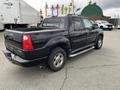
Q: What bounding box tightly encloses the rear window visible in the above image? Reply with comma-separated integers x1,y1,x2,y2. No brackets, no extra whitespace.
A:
42,18,65,29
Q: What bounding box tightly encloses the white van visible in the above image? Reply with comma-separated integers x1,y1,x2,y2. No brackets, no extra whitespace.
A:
0,0,40,29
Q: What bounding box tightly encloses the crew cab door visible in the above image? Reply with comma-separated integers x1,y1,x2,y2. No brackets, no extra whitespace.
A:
69,17,87,51
83,19,98,45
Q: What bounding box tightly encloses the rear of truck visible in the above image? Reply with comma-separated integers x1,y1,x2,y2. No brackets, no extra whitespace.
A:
3,17,69,71
4,29,50,66
4,29,67,67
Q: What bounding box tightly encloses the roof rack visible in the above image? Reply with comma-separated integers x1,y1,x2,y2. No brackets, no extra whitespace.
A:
67,14,84,17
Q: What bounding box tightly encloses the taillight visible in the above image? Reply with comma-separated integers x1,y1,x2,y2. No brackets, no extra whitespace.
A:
22,34,33,50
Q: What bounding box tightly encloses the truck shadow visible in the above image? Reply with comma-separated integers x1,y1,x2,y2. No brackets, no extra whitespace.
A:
11,66,56,81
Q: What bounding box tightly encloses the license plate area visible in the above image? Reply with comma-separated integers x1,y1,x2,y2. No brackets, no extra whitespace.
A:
3,50,15,60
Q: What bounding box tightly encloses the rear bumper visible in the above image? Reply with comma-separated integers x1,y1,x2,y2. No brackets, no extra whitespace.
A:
3,50,47,67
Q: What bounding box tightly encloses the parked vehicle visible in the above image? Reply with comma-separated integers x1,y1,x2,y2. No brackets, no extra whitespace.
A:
95,20,113,30
117,19,120,29
0,0,40,30
117,25,120,29
4,15,104,72
109,18,120,29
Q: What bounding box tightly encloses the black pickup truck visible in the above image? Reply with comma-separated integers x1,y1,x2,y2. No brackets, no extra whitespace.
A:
4,15,104,71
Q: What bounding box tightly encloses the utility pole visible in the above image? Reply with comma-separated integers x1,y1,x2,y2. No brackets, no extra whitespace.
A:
56,4,60,16
45,2,48,17
71,0,75,14
51,5,54,16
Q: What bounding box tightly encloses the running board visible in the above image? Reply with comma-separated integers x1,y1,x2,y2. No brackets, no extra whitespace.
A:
69,47,94,58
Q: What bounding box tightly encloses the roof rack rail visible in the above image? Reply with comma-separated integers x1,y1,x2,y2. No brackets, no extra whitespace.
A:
68,14,77,16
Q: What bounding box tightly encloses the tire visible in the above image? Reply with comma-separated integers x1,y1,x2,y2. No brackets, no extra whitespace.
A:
48,48,67,72
109,28,113,31
100,26,103,30
94,36,103,49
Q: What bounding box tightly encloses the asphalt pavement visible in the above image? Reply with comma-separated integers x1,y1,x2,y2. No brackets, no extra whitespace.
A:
0,30,120,90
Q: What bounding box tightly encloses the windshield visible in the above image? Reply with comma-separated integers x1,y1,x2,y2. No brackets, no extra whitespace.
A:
42,18,65,29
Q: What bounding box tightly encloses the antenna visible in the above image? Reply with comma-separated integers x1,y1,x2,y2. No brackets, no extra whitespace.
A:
71,0,75,14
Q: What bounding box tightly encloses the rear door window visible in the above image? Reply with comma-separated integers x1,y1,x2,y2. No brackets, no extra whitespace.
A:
42,18,65,29
70,17,84,31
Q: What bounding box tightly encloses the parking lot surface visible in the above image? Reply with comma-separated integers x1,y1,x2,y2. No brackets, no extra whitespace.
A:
0,30,120,90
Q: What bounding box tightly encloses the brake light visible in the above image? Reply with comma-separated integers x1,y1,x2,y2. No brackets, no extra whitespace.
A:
22,34,33,50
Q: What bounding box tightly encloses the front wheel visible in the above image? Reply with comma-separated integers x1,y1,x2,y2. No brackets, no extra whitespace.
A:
108,28,113,31
94,36,103,49
48,48,67,72
100,26,103,30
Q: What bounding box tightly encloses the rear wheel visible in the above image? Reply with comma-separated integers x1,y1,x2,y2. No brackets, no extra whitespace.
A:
48,48,67,72
100,26,103,30
94,36,103,49
108,28,113,31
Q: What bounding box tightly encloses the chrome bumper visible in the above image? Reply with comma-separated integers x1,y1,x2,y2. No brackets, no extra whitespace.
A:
3,50,31,63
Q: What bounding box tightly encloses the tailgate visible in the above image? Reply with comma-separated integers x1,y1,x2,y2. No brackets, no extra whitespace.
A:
4,30,23,57
4,29,49,60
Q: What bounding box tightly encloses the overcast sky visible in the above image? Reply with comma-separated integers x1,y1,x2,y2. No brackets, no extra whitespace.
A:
24,0,120,18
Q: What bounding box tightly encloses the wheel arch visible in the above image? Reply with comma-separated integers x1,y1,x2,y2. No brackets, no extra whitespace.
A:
49,42,71,58
99,33,104,39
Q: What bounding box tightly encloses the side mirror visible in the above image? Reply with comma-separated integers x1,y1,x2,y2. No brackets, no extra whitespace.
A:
92,24,98,29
